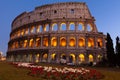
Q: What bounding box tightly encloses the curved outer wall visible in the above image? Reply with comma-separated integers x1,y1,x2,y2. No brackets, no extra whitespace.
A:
7,2,106,64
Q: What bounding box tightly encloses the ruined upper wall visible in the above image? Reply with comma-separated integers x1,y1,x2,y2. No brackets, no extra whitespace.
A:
11,2,93,31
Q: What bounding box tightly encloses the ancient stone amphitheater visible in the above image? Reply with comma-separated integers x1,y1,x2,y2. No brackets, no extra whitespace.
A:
7,2,106,65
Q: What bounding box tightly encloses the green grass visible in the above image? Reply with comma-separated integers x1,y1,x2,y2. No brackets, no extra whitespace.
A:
0,61,120,80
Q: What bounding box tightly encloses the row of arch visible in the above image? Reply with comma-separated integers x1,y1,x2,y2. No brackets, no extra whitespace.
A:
8,53,102,64
11,22,94,39
9,37,103,50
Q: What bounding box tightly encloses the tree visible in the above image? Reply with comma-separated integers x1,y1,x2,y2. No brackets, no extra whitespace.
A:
106,33,116,66
115,36,120,66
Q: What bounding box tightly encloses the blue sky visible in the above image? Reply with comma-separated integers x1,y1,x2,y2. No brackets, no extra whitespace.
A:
0,0,120,55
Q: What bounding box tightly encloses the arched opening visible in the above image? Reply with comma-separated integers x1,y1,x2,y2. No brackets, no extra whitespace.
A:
60,23,66,31
60,37,66,47
44,24,49,32
52,23,58,31
51,37,57,47
15,41,19,48
35,54,40,63
69,23,75,30
19,41,23,48
29,39,34,47
43,37,48,47
25,28,29,35
60,53,67,64
87,24,92,32
29,54,32,62
36,25,40,33
89,54,93,62
42,53,48,62
69,37,76,47
88,38,94,47
69,54,75,63
23,40,28,48
78,38,85,47
30,26,35,33
97,54,102,62
60,54,66,59
78,23,84,31
23,54,27,62
97,38,103,48
17,31,21,37
79,54,85,63
40,25,43,32
21,29,24,36
51,53,56,61
35,38,40,47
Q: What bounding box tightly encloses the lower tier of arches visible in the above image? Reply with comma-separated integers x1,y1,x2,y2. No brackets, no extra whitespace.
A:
7,49,106,65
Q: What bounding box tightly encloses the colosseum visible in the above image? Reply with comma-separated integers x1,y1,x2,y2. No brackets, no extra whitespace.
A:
7,2,106,65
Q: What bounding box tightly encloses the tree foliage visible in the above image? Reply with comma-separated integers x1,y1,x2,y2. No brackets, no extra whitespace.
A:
115,36,120,66
106,33,116,66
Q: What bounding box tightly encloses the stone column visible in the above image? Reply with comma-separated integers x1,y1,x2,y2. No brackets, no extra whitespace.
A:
75,22,78,32
58,22,61,32
47,53,51,63
84,23,87,32
94,37,97,48
76,54,79,65
66,22,69,31
66,36,69,48
85,37,88,48
41,36,42,47
57,36,59,48
76,36,78,48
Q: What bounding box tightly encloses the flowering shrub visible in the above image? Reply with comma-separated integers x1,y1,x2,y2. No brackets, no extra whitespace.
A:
11,62,104,80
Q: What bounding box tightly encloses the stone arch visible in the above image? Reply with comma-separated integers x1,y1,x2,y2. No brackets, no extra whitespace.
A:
43,37,48,47
69,22,75,30
42,53,48,62
88,38,94,47
23,40,28,48
97,38,103,48
21,29,24,36
30,26,35,33
60,37,66,47
87,24,93,32
29,39,34,47
89,54,94,62
97,54,102,62
78,23,84,31
25,28,29,35
79,54,85,63
35,53,40,63
69,53,76,63
44,24,49,32
36,25,42,33
52,23,58,31
35,38,40,47
69,37,76,47
17,30,21,37
29,54,32,62
51,37,57,47
78,37,85,47
51,53,57,61
15,41,19,48
60,23,66,31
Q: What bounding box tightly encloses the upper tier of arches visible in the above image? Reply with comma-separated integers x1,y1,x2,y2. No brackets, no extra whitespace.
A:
10,22,97,40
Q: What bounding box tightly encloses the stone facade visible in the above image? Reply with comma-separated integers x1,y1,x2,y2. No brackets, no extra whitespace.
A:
7,2,106,64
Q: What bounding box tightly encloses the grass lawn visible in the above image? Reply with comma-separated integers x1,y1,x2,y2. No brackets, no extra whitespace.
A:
0,61,120,80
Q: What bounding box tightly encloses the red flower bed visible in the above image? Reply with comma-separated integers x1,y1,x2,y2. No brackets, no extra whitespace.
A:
11,62,104,80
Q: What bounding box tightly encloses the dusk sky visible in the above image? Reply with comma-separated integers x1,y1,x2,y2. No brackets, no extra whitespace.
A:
0,0,120,55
